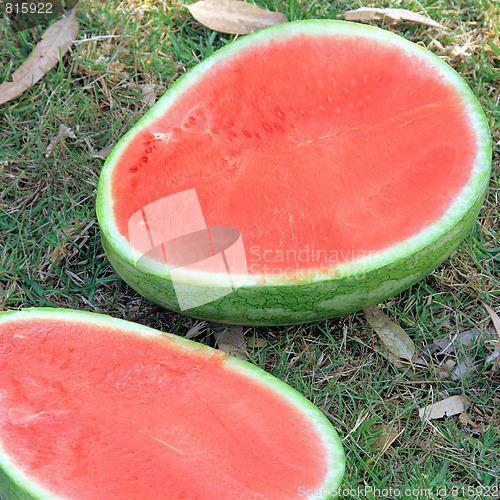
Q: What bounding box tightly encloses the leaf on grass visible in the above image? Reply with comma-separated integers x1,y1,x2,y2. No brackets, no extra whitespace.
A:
373,423,402,452
450,357,477,381
0,12,79,106
364,306,415,361
92,144,115,160
419,395,465,420
213,325,248,360
45,124,76,157
185,0,287,35
459,412,479,429
424,328,489,357
344,7,444,30
247,337,267,348
138,83,156,107
483,302,500,372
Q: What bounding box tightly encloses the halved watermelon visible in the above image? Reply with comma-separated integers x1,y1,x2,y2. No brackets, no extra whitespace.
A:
0,308,344,499
96,20,491,325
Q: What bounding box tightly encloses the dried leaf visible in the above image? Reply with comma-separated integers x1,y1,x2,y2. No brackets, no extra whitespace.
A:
483,303,500,338
483,303,500,372
459,412,479,428
247,337,267,348
344,7,444,30
451,357,477,381
45,124,76,157
364,306,415,361
424,328,489,356
92,145,115,160
419,395,466,420
213,325,248,360
0,12,79,106
373,423,402,452
185,0,287,35
139,83,156,107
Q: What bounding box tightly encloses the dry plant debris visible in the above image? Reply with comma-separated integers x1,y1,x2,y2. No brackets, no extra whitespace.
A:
364,306,415,361
212,324,248,359
419,395,466,420
0,10,79,105
344,7,444,30
185,0,287,35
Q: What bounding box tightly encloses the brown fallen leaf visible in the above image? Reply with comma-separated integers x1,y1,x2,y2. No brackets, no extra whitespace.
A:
419,395,466,420
45,124,76,157
372,423,402,453
92,144,115,160
247,337,267,349
483,302,500,372
139,83,156,107
344,7,444,30
364,306,415,361
185,0,287,35
459,412,479,429
213,325,248,360
0,11,79,106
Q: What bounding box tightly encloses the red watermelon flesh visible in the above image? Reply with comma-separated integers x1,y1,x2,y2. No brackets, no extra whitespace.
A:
0,311,343,499
111,35,476,273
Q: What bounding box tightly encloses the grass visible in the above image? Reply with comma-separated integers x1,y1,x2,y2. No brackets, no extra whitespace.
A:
0,0,499,498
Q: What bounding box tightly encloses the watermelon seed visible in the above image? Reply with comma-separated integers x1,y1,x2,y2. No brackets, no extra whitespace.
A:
262,122,274,134
145,147,152,154
141,156,148,163
129,165,139,173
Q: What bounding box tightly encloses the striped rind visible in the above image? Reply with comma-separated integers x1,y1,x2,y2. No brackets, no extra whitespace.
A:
96,20,491,325
0,308,345,500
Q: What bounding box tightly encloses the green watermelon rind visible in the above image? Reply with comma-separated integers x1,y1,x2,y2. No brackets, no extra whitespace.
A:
96,20,491,325
0,308,345,500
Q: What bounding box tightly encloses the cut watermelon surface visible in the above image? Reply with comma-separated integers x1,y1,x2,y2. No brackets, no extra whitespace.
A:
0,309,345,500
97,20,491,325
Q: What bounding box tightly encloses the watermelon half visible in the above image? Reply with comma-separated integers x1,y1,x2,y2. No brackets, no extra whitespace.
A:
96,20,491,326
0,308,344,499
